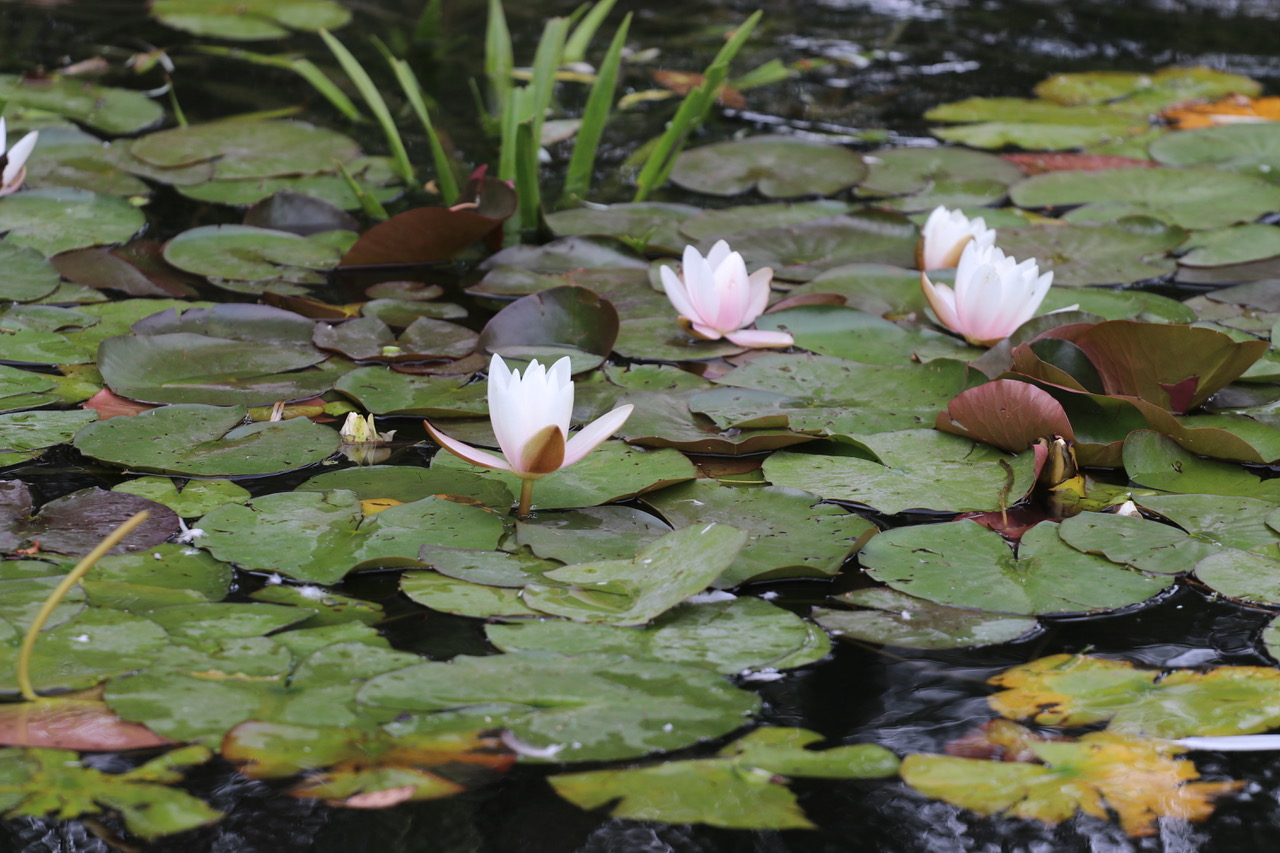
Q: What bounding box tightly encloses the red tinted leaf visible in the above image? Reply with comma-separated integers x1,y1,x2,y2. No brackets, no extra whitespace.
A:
0,688,172,751
935,380,1075,452
1002,153,1157,175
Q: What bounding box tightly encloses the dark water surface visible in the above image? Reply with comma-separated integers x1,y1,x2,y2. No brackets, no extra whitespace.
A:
5,0,1280,850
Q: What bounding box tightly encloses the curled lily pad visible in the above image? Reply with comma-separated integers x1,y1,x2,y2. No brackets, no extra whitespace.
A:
340,194,514,268
670,136,868,198
478,285,619,370
935,380,1074,452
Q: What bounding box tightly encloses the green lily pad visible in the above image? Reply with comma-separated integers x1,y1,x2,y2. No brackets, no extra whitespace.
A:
74,404,340,477
860,521,1171,615
334,366,489,416
111,477,251,518
1149,123,1280,182
478,285,619,369
0,609,170,695
640,481,875,586
926,98,1144,150
546,202,700,254
756,305,979,364
992,220,1185,285
814,588,1039,649
198,489,504,583
0,746,219,841
1177,224,1280,268
516,506,673,564
0,189,146,256
858,146,1023,210
1125,431,1280,500
85,544,234,603
520,523,747,625
314,316,477,363
400,572,543,619
1034,67,1261,111
163,225,341,283
1010,167,1280,229
670,136,868,198
151,0,352,39
711,354,982,437
989,653,1280,738
0,365,59,412
725,210,918,282
0,74,164,135
133,120,359,180
0,409,98,468
299,465,514,511
0,243,60,302
1193,546,1280,605
678,201,855,242
432,440,695,511
762,430,1036,514
549,727,897,829
358,651,760,762
489,596,830,675
1057,512,1218,574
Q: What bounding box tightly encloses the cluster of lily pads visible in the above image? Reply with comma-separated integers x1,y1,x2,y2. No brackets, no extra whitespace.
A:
4,0,1280,838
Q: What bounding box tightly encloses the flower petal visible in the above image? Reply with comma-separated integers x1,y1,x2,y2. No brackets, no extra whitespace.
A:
424,419,512,472
562,404,634,467
725,328,794,348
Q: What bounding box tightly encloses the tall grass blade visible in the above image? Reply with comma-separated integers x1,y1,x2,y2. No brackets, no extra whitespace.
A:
196,46,362,121
413,0,444,43
526,15,570,149
632,10,762,201
564,0,618,64
562,12,631,201
374,37,461,205
319,28,416,186
485,0,514,114
336,160,390,220
515,121,543,234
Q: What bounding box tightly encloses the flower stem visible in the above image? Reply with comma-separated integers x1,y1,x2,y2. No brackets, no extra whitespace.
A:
17,511,149,701
517,479,535,519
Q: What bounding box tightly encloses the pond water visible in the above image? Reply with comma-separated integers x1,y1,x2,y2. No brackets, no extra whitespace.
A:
5,0,1280,851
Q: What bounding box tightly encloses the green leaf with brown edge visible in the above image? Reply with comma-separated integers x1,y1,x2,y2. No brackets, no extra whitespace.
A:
224,721,513,807
989,653,1280,738
0,746,220,840
901,731,1240,838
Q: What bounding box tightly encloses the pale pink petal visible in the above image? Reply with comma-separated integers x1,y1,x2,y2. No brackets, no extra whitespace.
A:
562,404,634,467
725,328,794,348
424,420,512,471
741,268,773,324
921,274,961,331
660,264,699,322
689,320,724,340
711,251,752,332
705,240,733,268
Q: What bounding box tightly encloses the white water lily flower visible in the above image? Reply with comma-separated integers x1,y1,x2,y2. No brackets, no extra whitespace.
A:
424,354,634,516
660,240,793,349
0,118,38,198
917,205,997,271
921,241,1054,347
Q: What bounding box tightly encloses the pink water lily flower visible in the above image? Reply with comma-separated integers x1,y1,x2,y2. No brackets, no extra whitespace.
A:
424,354,634,517
660,241,793,349
0,118,38,198
917,205,997,271
921,241,1054,347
